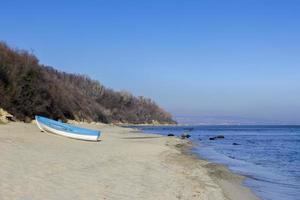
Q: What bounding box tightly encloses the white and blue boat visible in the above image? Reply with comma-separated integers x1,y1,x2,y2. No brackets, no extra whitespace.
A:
35,116,101,141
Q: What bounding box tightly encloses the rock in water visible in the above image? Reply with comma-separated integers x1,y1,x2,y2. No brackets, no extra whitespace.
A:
181,133,191,139
209,135,225,140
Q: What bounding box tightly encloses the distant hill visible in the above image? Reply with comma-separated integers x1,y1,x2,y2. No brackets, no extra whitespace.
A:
0,42,176,124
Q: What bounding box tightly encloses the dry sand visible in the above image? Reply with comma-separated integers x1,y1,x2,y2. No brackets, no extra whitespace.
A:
0,122,259,200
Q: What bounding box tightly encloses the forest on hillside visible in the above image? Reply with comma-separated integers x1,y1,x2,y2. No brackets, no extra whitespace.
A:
0,42,176,124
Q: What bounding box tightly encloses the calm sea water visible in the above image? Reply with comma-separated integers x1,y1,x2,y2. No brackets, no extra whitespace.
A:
131,125,300,200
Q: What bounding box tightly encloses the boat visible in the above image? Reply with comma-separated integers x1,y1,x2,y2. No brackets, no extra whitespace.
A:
35,116,101,141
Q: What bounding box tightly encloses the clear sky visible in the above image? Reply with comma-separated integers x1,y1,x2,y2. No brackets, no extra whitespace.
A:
1,0,300,124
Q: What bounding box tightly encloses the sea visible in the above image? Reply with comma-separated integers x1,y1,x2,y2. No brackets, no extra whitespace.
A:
130,125,300,200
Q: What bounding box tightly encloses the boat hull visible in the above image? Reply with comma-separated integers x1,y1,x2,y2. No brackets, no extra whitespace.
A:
35,116,100,141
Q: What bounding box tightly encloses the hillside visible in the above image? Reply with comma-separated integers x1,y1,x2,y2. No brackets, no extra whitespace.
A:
0,42,176,124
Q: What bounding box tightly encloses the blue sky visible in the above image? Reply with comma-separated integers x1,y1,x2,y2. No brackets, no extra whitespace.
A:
1,0,300,124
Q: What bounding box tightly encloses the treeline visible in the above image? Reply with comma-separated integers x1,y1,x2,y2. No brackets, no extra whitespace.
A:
0,42,176,124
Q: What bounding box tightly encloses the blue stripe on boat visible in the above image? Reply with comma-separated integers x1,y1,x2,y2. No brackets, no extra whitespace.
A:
36,116,100,137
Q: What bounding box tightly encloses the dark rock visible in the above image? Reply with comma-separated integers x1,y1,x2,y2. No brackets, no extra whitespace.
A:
181,133,191,139
6,115,16,122
24,116,31,123
198,138,202,141
209,135,225,140
167,133,175,136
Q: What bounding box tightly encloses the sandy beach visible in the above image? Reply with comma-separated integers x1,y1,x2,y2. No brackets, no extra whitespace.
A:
0,122,259,200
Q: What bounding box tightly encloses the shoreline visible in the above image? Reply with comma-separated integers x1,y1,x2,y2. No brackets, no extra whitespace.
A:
168,136,259,200
0,122,259,200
